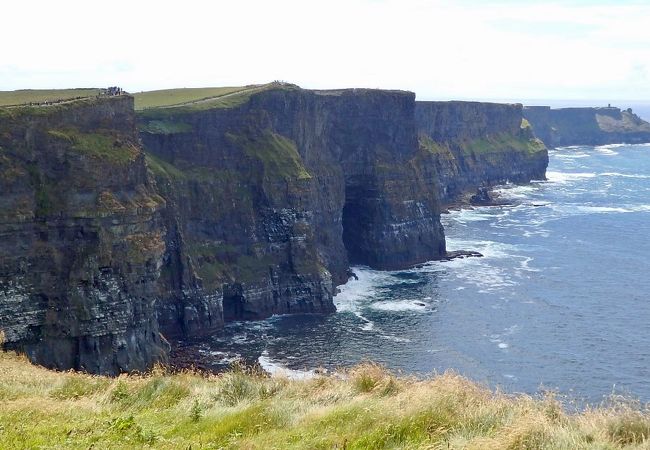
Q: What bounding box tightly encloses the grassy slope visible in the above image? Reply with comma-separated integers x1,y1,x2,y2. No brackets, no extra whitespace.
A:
132,87,247,110
0,89,101,106
461,133,546,156
0,352,648,449
135,83,301,119
134,83,294,114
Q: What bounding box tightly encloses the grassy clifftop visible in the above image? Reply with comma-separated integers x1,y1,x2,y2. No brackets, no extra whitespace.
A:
134,82,298,115
0,89,101,107
0,352,648,449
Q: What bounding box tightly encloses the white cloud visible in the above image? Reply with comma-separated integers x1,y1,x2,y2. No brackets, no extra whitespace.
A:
1,0,649,100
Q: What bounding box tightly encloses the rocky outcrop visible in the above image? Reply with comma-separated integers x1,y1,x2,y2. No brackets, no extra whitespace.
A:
139,85,446,339
416,101,549,205
523,106,650,147
0,97,169,374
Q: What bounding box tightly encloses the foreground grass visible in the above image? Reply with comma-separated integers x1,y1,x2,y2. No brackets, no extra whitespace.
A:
0,352,649,449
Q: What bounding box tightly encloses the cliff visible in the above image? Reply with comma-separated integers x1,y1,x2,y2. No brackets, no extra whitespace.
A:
0,86,550,375
523,105,650,147
0,96,169,374
138,85,446,339
416,101,548,205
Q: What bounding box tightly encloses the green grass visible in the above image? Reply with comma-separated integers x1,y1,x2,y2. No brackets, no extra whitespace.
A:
47,128,140,165
135,82,298,116
144,153,187,180
462,132,546,156
133,87,247,110
226,131,312,181
0,89,101,106
419,134,452,154
1,352,649,449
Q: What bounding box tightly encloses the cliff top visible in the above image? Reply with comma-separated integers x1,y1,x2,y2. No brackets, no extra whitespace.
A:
313,87,414,97
524,105,650,134
0,88,102,107
134,82,417,117
418,100,522,108
133,82,300,113
0,95,131,119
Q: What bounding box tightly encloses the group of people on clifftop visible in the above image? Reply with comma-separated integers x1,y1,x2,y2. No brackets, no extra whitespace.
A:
102,86,124,96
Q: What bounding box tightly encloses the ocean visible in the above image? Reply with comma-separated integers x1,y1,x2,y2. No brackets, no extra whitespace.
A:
200,143,650,405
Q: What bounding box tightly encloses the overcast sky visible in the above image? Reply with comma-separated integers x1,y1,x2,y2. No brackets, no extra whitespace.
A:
2,0,649,101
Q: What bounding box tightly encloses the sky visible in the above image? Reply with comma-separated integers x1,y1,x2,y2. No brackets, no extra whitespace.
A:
2,0,650,102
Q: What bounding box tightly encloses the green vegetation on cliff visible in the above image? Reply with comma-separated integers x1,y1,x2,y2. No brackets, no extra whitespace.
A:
419,134,450,155
139,120,193,135
226,131,312,181
462,132,546,156
0,352,648,449
47,128,140,165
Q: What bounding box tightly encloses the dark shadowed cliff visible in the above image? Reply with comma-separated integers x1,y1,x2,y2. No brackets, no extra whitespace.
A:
523,106,650,148
138,85,446,340
0,97,169,374
416,101,548,205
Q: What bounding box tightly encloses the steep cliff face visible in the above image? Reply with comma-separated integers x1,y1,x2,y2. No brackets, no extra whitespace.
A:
523,106,650,147
1,86,549,375
0,97,169,374
139,86,445,338
416,101,549,205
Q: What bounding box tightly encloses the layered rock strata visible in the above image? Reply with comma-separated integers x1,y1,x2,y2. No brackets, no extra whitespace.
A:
416,101,548,205
0,97,169,374
139,86,446,339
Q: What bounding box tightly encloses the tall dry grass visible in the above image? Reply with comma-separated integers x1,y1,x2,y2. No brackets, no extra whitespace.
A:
0,352,648,449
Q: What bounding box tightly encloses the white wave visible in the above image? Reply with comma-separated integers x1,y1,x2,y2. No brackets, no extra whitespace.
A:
554,152,591,159
198,349,241,365
370,300,428,312
574,205,630,214
594,145,620,155
358,314,375,331
498,342,509,349
493,184,537,200
449,208,493,224
334,268,385,312
545,171,597,184
379,334,412,343
258,352,315,380
553,145,592,151
518,257,540,273
600,172,650,179
445,237,519,260
230,334,249,344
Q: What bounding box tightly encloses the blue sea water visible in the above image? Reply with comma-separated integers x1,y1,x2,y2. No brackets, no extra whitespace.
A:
204,144,650,405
